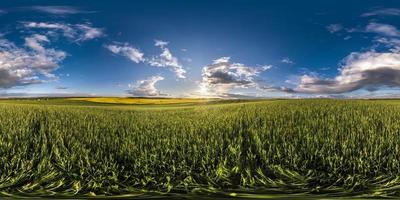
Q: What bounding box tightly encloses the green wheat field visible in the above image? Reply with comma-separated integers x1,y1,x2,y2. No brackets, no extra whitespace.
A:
1,98,400,199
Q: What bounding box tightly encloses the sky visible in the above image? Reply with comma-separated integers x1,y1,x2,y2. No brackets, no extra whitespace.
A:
1,0,400,98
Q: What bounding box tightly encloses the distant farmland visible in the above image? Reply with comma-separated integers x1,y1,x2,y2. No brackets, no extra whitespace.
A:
1,98,400,198
69,97,215,105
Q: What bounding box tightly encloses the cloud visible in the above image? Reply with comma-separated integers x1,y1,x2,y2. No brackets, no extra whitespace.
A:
106,40,186,78
127,75,166,96
23,22,104,41
75,24,103,41
288,19,400,95
214,92,265,99
24,34,50,53
374,37,400,52
362,8,400,17
154,39,169,47
326,23,400,39
105,40,185,78
29,6,93,14
105,43,144,63
23,22,73,36
365,22,400,37
199,57,271,96
148,40,186,78
326,24,343,33
0,35,66,88
260,85,295,93
296,51,400,94
281,57,294,64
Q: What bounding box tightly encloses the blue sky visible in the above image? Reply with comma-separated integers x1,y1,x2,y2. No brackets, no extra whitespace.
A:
1,0,400,98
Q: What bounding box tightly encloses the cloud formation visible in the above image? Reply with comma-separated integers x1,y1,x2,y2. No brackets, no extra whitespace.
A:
105,43,144,63
281,57,294,64
74,24,103,41
106,40,186,79
260,85,295,93
0,35,66,88
296,51,400,94
375,37,400,52
362,8,400,17
148,40,186,78
298,13,400,95
23,22,104,42
199,57,271,96
326,24,343,33
127,75,166,96
365,22,400,37
29,6,92,15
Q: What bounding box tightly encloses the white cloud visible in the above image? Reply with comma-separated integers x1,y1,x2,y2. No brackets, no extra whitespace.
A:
148,40,186,78
362,8,400,17
127,75,166,96
24,22,74,37
328,23,400,39
23,22,104,42
365,22,400,37
213,57,230,64
288,20,400,94
105,43,144,63
344,36,352,40
260,85,295,93
24,34,50,53
281,57,294,64
326,24,343,33
375,37,400,52
75,24,103,41
0,35,66,88
154,39,169,47
296,51,400,93
30,6,92,14
199,57,270,96
107,40,186,78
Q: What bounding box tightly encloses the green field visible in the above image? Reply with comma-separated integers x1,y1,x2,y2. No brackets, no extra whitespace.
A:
1,98,400,199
